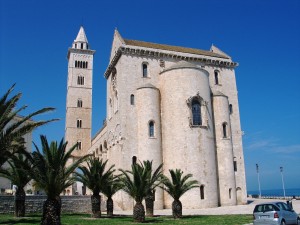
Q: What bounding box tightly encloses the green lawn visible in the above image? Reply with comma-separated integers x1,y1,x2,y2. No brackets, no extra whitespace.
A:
0,214,253,225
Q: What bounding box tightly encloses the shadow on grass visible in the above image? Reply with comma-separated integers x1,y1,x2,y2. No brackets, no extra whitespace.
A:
0,218,39,225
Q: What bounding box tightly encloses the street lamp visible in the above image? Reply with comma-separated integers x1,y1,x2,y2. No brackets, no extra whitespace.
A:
280,166,286,199
256,164,262,198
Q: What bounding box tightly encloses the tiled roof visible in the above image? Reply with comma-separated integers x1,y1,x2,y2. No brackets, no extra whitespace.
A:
124,39,229,59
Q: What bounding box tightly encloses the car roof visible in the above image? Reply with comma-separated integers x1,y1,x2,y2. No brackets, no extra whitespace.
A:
256,202,286,205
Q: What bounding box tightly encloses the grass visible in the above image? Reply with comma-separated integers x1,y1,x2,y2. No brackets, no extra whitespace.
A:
0,214,253,225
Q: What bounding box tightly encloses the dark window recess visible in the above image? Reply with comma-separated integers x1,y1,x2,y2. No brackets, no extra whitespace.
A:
192,99,202,125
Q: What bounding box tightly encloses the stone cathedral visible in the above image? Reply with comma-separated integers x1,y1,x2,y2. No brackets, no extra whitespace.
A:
65,26,247,210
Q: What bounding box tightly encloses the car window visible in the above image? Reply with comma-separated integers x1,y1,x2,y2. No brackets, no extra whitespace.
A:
254,204,277,212
282,202,291,211
254,205,264,212
276,203,284,210
264,204,274,212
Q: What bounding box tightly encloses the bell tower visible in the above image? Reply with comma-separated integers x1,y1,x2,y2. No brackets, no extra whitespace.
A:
65,26,95,159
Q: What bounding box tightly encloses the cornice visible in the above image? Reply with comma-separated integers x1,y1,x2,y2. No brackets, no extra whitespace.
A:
104,46,238,79
67,48,96,59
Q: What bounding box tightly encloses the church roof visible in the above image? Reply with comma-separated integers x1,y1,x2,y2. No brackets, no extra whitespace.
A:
75,26,88,43
123,39,229,59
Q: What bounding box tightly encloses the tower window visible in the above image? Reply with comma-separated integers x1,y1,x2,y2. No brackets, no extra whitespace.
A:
75,44,77,49
130,94,135,105
77,119,82,128
142,63,148,77
233,161,237,172
200,185,205,199
77,141,82,150
229,104,233,114
100,145,103,152
75,61,78,68
229,188,232,199
81,43,83,49
86,62,88,69
77,99,82,107
222,122,228,138
132,156,137,165
214,70,219,85
192,99,202,125
87,44,89,49
149,121,155,137
77,76,84,85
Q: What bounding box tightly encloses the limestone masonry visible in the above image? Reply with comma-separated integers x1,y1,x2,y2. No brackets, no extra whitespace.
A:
65,26,247,210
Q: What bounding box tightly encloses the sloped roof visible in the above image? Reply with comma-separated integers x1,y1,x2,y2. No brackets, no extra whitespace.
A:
75,26,88,43
124,39,229,59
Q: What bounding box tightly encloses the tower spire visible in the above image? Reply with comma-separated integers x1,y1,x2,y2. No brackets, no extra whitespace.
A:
72,26,89,49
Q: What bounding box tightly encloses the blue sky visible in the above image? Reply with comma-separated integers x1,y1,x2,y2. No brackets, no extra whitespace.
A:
1,0,299,192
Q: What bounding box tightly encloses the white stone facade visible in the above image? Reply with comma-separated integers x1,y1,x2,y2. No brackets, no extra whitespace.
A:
65,27,247,209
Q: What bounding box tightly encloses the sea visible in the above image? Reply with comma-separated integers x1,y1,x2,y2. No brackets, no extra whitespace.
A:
248,188,300,197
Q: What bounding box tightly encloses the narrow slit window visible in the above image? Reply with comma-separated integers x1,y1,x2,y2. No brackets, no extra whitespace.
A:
81,43,83,49
229,104,233,114
132,156,137,165
215,71,219,85
77,119,82,128
77,141,82,150
200,186,205,199
142,64,148,77
86,62,88,69
222,123,227,138
233,161,237,172
149,121,154,137
229,188,232,199
130,94,135,105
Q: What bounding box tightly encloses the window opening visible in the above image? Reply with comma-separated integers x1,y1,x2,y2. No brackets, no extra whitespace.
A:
77,119,82,128
229,188,232,199
222,123,227,138
81,43,83,49
200,186,205,199
130,94,135,105
142,64,148,77
77,141,82,150
192,99,202,125
77,99,82,107
215,71,219,85
234,161,237,172
132,156,137,165
229,104,233,114
149,121,154,137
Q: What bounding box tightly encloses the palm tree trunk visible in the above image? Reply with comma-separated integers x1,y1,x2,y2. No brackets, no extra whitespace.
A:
41,196,61,225
106,197,113,217
91,194,101,218
14,187,25,217
133,201,145,222
145,193,154,217
172,199,182,219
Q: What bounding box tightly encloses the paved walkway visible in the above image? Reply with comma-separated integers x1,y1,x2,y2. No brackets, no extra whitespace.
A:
114,198,300,216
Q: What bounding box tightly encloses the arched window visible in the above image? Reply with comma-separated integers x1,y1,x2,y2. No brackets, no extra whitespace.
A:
149,121,154,137
75,61,78,68
229,104,233,114
222,122,228,138
214,70,219,85
142,63,148,77
132,156,137,165
130,94,135,105
81,43,83,49
80,61,83,68
86,62,88,69
192,99,202,125
100,145,103,152
104,141,108,150
200,185,205,200
76,141,82,150
77,99,82,107
77,119,82,128
229,188,232,199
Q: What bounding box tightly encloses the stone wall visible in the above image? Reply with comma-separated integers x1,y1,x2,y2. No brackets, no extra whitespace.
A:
0,195,105,214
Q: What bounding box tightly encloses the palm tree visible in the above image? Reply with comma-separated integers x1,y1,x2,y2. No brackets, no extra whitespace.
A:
0,152,32,217
75,157,115,218
119,161,163,223
161,169,199,219
30,135,88,225
101,174,122,217
0,84,57,168
143,161,163,217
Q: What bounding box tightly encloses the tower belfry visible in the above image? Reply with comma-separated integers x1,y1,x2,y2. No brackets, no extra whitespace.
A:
65,26,95,160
